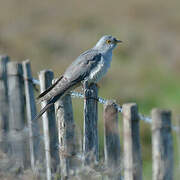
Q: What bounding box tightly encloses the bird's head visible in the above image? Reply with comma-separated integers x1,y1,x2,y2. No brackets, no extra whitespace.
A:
94,35,122,53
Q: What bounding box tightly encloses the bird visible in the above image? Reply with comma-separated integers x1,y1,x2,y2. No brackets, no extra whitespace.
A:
34,35,122,120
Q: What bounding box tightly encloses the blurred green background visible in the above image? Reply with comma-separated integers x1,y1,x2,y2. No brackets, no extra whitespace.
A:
0,0,180,179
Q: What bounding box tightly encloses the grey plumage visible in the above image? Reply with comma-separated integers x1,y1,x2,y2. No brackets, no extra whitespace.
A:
35,35,122,120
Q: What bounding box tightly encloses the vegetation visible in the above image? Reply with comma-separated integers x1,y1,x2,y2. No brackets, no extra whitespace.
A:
0,0,179,179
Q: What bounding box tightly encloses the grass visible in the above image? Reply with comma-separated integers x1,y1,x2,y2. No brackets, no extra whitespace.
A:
0,0,180,179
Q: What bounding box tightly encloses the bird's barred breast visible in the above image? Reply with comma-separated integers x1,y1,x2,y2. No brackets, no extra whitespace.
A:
88,55,112,83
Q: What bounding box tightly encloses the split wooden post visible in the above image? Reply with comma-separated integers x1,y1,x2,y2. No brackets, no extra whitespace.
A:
22,60,41,171
54,90,75,180
151,109,173,180
104,100,121,179
39,70,59,180
7,61,27,168
0,55,9,152
83,82,99,164
122,103,142,180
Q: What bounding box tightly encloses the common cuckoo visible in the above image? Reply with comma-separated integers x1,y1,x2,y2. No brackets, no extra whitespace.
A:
35,35,122,120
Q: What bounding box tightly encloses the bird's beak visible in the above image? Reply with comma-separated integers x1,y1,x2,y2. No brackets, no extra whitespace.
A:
114,39,122,44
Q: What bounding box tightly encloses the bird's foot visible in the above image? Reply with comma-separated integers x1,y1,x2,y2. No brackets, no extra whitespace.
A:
82,81,100,89
94,83,100,88
89,82,100,88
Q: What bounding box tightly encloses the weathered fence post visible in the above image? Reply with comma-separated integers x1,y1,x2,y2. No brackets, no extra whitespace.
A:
54,90,75,179
104,100,121,179
0,55,9,152
83,82,98,164
151,109,173,180
39,70,59,180
122,103,142,180
22,60,41,171
7,61,27,168
177,117,180,170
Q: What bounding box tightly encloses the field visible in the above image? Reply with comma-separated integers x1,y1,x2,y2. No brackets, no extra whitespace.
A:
0,0,180,179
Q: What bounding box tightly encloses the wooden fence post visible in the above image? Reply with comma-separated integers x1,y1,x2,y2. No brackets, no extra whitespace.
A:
152,109,173,180
122,103,142,180
22,60,42,171
39,70,59,180
55,91,75,179
7,61,27,168
177,117,180,170
104,100,121,179
0,55,9,152
83,82,98,164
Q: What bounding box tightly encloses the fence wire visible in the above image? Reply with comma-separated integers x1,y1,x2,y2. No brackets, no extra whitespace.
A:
32,78,179,132
2,77,177,155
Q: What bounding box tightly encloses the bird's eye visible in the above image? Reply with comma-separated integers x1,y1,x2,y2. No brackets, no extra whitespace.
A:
106,40,111,44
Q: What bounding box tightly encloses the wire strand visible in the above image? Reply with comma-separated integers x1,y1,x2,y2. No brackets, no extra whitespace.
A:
32,78,179,132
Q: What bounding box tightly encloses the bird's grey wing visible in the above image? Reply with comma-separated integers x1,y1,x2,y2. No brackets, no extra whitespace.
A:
36,76,63,100
37,49,102,103
34,50,102,120
64,49,101,82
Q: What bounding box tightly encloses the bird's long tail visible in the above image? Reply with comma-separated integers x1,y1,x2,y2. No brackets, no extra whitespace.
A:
34,94,61,121
34,76,79,120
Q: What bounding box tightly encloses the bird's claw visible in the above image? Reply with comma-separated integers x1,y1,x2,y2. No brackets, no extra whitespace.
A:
94,83,100,88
